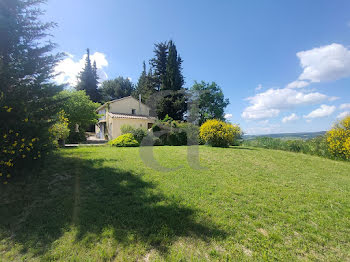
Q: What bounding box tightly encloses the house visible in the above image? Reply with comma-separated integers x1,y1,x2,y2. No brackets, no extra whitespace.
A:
95,96,156,140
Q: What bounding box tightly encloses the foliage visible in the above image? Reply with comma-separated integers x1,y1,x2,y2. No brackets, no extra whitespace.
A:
243,136,332,159
56,90,100,143
76,49,101,102
0,0,63,183
133,61,157,104
120,124,148,143
327,115,350,160
100,77,134,102
49,110,70,146
108,133,139,147
150,42,168,91
151,116,200,146
200,119,242,147
189,81,230,125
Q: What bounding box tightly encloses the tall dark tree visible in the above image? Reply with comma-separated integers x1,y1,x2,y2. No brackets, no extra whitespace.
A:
157,40,187,120
189,81,229,125
150,42,168,91
133,61,156,103
100,77,134,102
0,0,63,181
76,49,101,102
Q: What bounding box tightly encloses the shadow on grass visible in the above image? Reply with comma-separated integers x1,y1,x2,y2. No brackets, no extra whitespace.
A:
0,152,226,258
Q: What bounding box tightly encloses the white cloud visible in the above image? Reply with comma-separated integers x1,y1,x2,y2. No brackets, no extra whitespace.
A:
328,96,340,102
241,88,328,120
337,111,350,119
296,43,350,83
340,103,350,110
282,113,299,123
255,84,263,91
224,113,233,119
54,51,109,86
303,104,336,119
286,80,310,89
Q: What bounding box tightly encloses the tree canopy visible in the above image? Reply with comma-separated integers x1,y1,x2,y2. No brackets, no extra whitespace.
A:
100,76,134,102
189,81,229,125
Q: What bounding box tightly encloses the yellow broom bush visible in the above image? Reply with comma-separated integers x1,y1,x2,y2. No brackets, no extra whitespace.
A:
327,115,350,160
200,119,242,147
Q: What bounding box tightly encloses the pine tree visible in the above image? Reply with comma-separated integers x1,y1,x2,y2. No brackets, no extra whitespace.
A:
157,40,187,120
150,42,168,91
0,0,63,180
133,61,156,103
76,49,101,102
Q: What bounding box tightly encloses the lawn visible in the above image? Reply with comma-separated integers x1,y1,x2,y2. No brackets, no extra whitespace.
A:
1,146,350,261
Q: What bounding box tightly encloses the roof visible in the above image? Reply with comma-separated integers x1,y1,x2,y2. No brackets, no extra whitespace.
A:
96,96,150,112
107,112,156,120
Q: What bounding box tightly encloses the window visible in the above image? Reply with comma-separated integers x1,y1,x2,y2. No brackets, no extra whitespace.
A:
131,109,136,115
148,123,153,129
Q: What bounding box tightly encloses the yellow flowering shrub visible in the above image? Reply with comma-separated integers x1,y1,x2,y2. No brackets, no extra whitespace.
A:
199,119,242,147
0,105,45,184
326,115,350,160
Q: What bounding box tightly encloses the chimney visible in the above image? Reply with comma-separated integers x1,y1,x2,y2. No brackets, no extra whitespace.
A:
139,94,141,114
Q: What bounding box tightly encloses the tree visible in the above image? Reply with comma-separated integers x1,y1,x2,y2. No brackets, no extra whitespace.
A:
133,61,156,103
156,40,187,120
56,90,100,143
189,81,229,125
100,77,134,102
0,0,63,182
76,49,101,102
150,42,168,91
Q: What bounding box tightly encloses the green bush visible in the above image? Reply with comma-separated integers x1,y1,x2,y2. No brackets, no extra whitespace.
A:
108,133,139,147
151,117,200,146
120,124,148,143
243,136,334,159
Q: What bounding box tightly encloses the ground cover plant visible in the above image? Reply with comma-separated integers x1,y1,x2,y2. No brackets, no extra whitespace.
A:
1,146,350,261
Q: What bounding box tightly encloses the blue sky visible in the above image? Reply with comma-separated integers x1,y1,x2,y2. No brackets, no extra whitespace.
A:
44,0,350,134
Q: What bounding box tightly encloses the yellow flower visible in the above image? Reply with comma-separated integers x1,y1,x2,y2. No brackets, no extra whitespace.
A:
16,133,19,137
9,130,13,133
6,174,10,178
24,118,28,122
29,142,33,147
3,181,8,185
22,155,26,158
26,147,30,151
6,107,12,112
21,138,25,142
3,134,7,139
38,155,41,158
0,173,2,176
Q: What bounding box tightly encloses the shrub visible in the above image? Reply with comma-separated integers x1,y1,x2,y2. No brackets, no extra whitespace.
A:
120,124,148,143
108,133,139,147
243,136,333,159
49,110,70,147
327,115,350,160
200,119,242,147
151,117,200,146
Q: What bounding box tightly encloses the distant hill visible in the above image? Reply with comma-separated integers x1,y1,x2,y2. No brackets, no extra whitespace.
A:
243,131,326,140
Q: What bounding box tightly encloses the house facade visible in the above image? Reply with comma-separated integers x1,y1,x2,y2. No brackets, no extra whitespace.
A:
95,96,156,140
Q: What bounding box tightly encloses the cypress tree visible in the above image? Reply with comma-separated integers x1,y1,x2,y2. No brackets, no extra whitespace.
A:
76,49,101,102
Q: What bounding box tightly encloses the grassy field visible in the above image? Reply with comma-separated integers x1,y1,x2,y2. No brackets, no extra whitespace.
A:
1,146,350,261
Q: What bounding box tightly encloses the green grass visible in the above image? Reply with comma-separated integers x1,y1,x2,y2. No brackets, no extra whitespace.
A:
1,146,350,261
